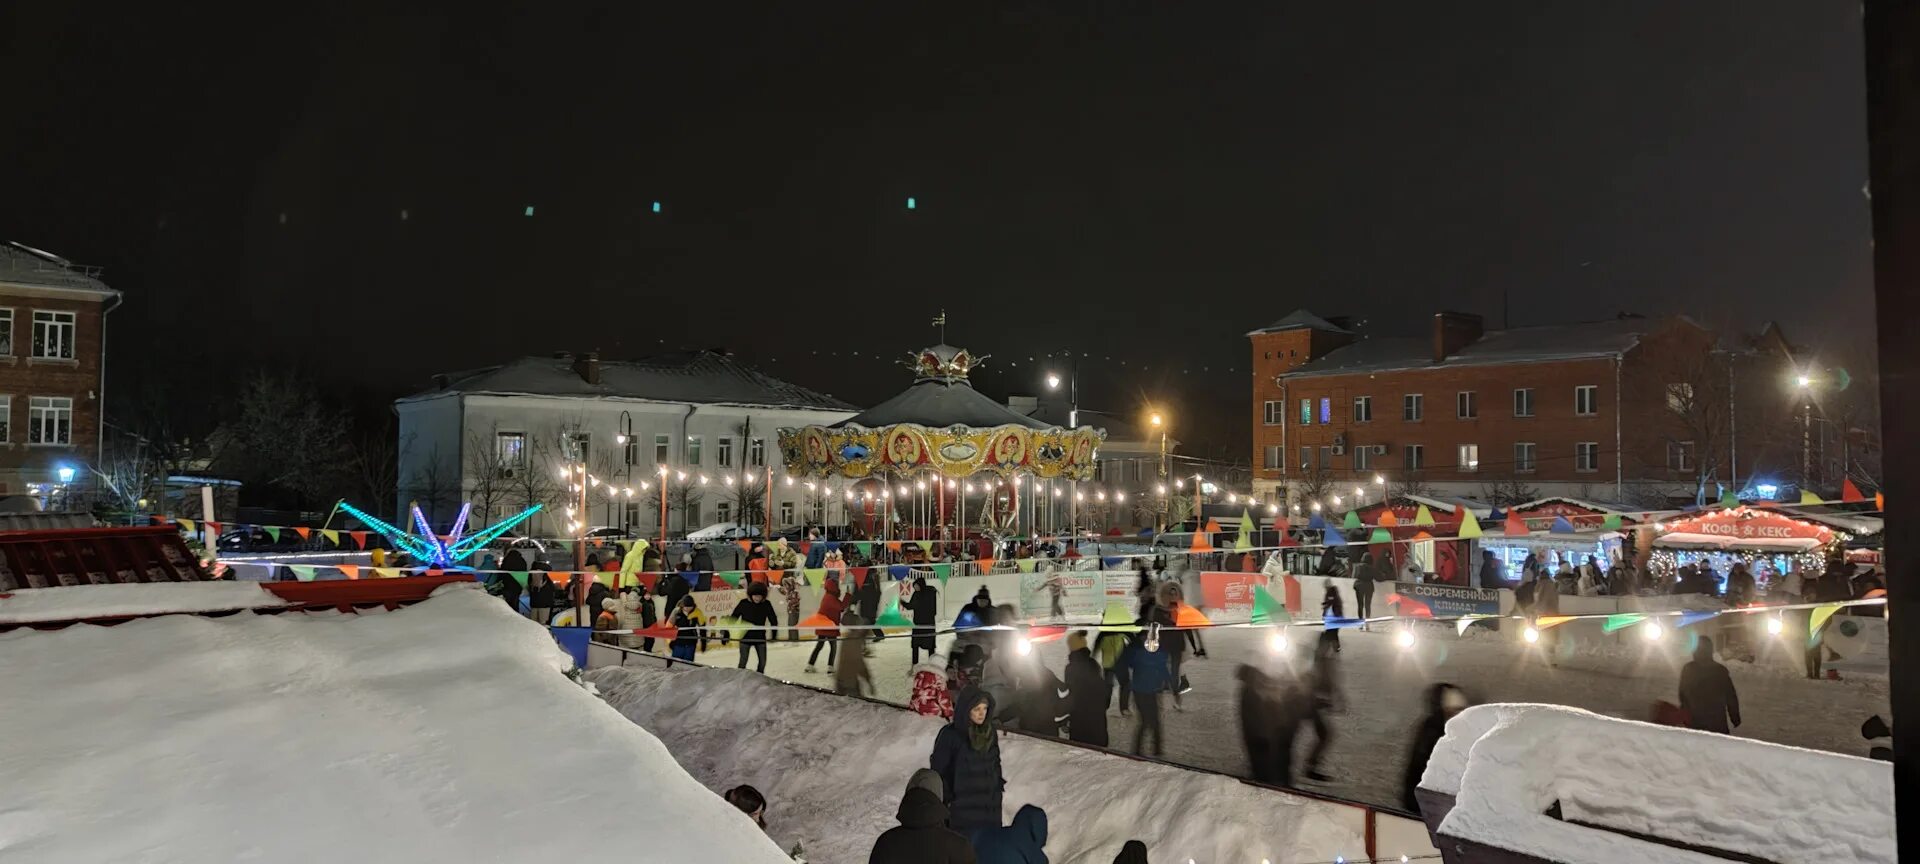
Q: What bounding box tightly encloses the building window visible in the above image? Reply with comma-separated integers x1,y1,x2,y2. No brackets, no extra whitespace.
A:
1353,396,1372,423
1403,394,1423,422
622,501,642,529
1264,445,1283,469
1457,391,1477,419
0,395,9,442
495,432,527,468
1263,401,1282,425
1514,442,1536,473
1318,446,1333,470
686,435,703,465
1575,385,1598,416
1299,446,1312,471
624,437,641,466
715,501,733,524
1457,443,1479,472
1404,444,1424,471
808,499,826,523
1513,388,1535,418
562,432,590,465
1668,441,1694,472
654,433,671,464
779,501,795,525
1575,442,1599,473
0,308,12,355
1319,397,1331,424
31,311,75,360
1299,399,1313,425
1354,447,1372,471
1666,382,1693,414
750,438,766,467
28,396,71,445
717,436,735,467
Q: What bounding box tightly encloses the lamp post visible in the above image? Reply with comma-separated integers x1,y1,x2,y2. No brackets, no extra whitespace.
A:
616,411,633,531
1047,358,1079,428
1150,411,1169,532
1796,373,1815,487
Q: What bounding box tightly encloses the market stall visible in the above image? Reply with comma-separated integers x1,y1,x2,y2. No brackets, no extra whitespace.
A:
1648,505,1845,590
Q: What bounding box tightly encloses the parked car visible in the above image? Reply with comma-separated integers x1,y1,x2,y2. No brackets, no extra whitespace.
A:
687,521,752,542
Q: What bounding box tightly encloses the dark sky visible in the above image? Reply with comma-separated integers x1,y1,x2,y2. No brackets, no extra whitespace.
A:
0,3,1872,455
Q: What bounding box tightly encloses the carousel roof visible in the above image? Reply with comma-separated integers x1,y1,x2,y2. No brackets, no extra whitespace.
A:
831,343,1051,430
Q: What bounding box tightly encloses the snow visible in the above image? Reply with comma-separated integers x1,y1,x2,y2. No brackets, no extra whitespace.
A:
0,580,288,624
588,663,1387,864
0,583,790,864
1432,704,1893,864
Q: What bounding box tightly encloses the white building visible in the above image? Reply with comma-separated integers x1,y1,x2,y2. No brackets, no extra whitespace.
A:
394,351,856,537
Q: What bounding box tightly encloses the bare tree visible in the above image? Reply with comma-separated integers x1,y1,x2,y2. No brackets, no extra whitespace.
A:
1652,351,1736,503
464,427,516,524
1389,472,1436,499
402,445,458,524
351,420,401,521
215,370,352,507
1291,461,1336,510
91,427,169,516
723,473,769,533
505,434,560,530
667,483,707,534
1478,473,1539,508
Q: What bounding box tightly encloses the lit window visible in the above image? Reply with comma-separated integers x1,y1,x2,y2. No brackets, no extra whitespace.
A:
28,396,71,445
1457,443,1479,472
495,432,527,468
1319,397,1330,424
31,311,74,360
1299,399,1312,425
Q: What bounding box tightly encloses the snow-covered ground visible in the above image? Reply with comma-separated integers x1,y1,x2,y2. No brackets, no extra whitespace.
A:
588,662,1431,864
723,617,1890,811
0,583,790,864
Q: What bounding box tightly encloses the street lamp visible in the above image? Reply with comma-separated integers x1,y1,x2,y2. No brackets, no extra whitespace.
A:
1047,359,1079,427
1795,372,1817,487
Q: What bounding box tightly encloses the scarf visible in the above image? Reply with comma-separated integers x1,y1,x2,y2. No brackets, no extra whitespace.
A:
968,720,994,752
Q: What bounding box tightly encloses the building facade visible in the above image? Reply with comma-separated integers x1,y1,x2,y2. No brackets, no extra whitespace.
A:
0,243,121,504
395,351,856,537
1250,310,1802,509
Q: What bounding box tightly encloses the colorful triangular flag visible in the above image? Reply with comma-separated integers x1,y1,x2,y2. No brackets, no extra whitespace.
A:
1809,605,1841,645
263,526,280,543
350,531,368,549
508,570,530,588
1413,505,1435,527
288,565,318,582
1601,513,1622,531
1534,615,1574,630
374,567,401,579
178,518,197,534
1323,529,1346,547
1842,478,1865,503
1455,615,1492,636
1799,489,1822,505
320,529,339,546
1017,558,1037,573
716,570,743,588
1188,530,1215,554
1458,510,1483,539
1098,601,1142,633
1677,611,1719,628
1412,530,1433,541
1341,510,1362,531
1718,489,1738,508
875,595,912,629
1368,528,1392,544
931,562,951,585
1378,510,1399,527
1601,613,1646,633
804,567,826,585
293,527,312,541
1203,518,1222,534
1250,586,1291,626
1174,604,1211,627
1503,512,1529,536
1549,516,1576,534
1306,513,1327,531
337,564,360,580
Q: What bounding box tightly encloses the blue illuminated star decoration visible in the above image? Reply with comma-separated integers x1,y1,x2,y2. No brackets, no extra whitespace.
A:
338,500,543,568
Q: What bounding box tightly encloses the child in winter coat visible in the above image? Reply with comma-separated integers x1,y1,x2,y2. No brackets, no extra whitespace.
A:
778,571,804,642
613,590,649,649
808,577,846,671
670,596,699,662
593,598,620,645
835,612,873,696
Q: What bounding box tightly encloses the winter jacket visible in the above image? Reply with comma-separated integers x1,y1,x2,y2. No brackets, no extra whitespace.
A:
972,804,1048,864
1238,664,1293,785
858,577,883,621
614,593,649,648
978,647,1024,723
671,608,698,648
690,547,716,577
910,664,956,719
779,577,803,615
817,586,848,639
868,787,977,864
1321,588,1344,620
729,596,780,643
1111,840,1149,864
1123,639,1172,695
835,613,872,694
930,686,1006,832
911,584,940,647
1679,648,1742,733
1014,665,1067,736
529,569,558,610
1402,683,1462,812
660,573,692,617
1063,647,1109,747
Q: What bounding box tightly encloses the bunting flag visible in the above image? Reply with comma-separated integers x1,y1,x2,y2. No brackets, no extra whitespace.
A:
804,568,826,585
263,526,281,543
1240,553,1259,573
1385,593,1432,618
1203,518,1222,534
974,557,996,575
1413,505,1436,527
851,568,868,589
1102,556,1126,568
1278,529,1299,548
1809,605,1842,645
798,541,812,556
1097,602,1142,633
289,565,318,582
374,567,401,579
1549,516,1576,534
350,531,369,550
1174,604,1211,627
1250,586,1290,626
1503,512,1530,536
1412,530,1433,541
320,529,339,546
1677,611,1719,628
1271,514,1289,534
1458,509,1483,539
1322,616,1365,630
1534,615,1575,630
797,612,836,631
889,564,911,581
716,571,743,588
549,571,575,587
931,563,951,585
717,616,749,641
1487,506,1505,522
737,540,753,552
855,541,874,557
917,540,934,553
636,620,680,642
1306,513,1327,531
1717,489,1738,508
1455,615,1492,636
1234,519,1254,553
293,527,312,541
1842,478,1866,503
1323,529,1346,547
1341,510,1362,530
508,571,531,588
337,564,361,580
179,519,197,534
1027,625,1070,643
885,540,903,553
1378,510,1400,527
1017,558,1038,573
1876,492,1885,511
1368,528,1392,544
875,596,912,630
1601,613,1646,633
678,571,699,588
1188,529,1215,554
1799,490,1821,505
206,521,222,533
1601,513,1623,531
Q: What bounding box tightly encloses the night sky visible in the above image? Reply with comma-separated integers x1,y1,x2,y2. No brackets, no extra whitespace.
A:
0,3,1872,455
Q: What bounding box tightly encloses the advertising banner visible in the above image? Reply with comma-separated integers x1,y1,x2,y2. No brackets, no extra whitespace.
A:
1019,567,1106,620
1391,582,1500,618
1200,571,1268,616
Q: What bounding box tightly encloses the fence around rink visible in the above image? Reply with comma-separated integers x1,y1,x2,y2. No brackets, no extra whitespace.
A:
580,640,1442,864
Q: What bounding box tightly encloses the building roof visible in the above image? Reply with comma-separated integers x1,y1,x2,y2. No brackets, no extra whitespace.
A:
401,352,856,411
1246,309,1353,336
1284,317,1657,379
0,242,115,296
835,379,1053,429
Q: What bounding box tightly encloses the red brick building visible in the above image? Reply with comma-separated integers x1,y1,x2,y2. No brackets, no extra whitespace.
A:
1248,310,1801,508
0,243,120,502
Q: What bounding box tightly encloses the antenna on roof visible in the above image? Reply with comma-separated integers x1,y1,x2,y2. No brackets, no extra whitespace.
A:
931,309,947,343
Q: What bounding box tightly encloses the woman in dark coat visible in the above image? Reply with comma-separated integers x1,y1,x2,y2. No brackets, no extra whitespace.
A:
1063,631,1109,747
497,549,528,612
930,685,1006,839
910,577,939,664
689,545,717,589
868,772,975,864
528,563,558,624
1402,682,1467,812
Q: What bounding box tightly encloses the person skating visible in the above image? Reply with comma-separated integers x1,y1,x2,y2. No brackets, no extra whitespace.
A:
1062,631,1108,747
730,581,779,673
809,577,847,672
778,571,804,642
836,611,874,696
868,769,977,864
1302,630,1341,782
930,686,1007,841
1094,626,1132,718
670,596,699,661
1679,636,1742,734
1320,583,1344,652
972,804,1048,864
1122,632,1172,757
858,571,884,643
1401,682,1468,812
1151,583,1193,708
1237,663,1302,786
689,544,717,589
910,576,939,665
1013,657,1067,738
1351,552,1375,625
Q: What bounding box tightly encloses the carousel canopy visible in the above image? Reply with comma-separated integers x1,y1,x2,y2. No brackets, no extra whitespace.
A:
779,344,1105,480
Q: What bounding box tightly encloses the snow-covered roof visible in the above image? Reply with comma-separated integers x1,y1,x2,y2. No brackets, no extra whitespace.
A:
0,584,791,863
0,242,115,297
1246,309,1353,336
835,377,1053,429
1512,496,1640,514
401,352,856,412
1285,318,1659,379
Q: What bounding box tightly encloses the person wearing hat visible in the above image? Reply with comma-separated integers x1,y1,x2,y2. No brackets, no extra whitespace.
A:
729,581,779,673
1063,630,1109,747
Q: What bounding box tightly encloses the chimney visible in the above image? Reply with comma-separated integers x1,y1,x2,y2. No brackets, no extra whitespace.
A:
572,351,601,385
431,373,450,390
1432,311,1484,362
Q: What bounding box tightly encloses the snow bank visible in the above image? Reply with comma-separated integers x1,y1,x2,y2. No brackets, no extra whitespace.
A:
1428,703,1893,864
0,580,287,624
0,584,789,864
589,664,1371,864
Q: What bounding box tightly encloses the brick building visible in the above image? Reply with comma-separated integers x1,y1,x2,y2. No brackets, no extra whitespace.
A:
1248,309,1801,508
0,243,121,503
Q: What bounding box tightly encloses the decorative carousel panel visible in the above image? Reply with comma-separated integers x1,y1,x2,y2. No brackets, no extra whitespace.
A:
1027,429,1073,479
828,428,882,478
988,426,1028,469
925,425,992,477
880,425,928,471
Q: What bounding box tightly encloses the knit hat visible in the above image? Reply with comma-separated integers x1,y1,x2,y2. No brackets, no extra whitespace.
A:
906,767,944,800
1067,630,1088,652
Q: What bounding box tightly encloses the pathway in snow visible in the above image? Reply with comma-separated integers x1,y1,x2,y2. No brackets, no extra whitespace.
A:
718,621,1889,811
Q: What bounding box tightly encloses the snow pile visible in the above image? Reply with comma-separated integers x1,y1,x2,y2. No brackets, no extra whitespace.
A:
1428,703,1894,864
0,580,288,624
0,583,789,864
588,664,1369,864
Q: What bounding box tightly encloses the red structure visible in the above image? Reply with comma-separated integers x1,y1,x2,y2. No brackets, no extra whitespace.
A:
0,526,209,590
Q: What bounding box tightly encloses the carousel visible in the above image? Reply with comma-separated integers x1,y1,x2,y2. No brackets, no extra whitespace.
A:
778,344,1105,551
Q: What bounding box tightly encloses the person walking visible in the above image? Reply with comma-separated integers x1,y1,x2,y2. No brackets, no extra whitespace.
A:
808,577,847,672
1111,840,1149,864
910,577,939,665
1679,636,1742,734
669,596,700,662
858,571,884,643
1237,663,1288,785
1303,630,1341,782
497,549,527,612
1320,582,1344,652
1063,631,1108,747
868,770,977,864
972,804,1048,864
1122,632,1172,757
930,686,1007,842
778,572,804,642
1401,682,1468,812
1477,549,1505,590
835,611,874,696
1094,626,1131,718
1152,582,1194,707
1350,552,1375,625
730,581,779,673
